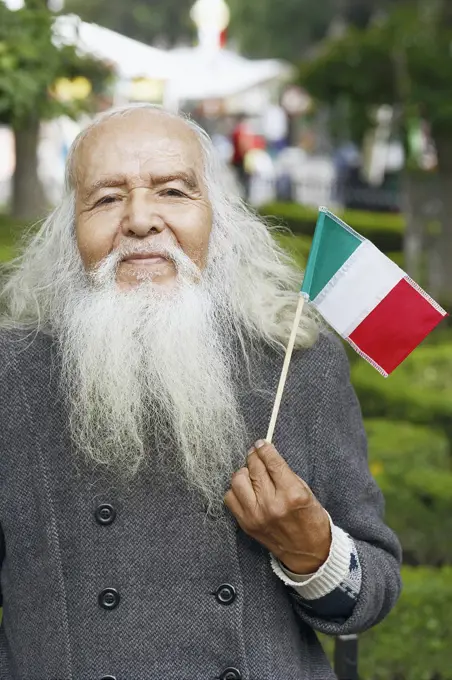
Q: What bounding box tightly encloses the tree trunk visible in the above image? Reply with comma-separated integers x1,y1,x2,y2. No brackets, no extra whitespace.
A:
12,116,47,221
402,171,434,284
429,135,452,306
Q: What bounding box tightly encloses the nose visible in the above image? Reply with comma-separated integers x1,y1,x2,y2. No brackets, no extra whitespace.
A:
121,188,165,237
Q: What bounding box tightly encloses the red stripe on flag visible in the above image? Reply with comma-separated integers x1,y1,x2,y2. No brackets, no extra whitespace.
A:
348,278,446,374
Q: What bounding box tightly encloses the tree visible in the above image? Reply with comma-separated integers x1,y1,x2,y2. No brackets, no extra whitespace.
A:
226,0,336,60
63,0,196,48
0,1,113,219
298,0,452,304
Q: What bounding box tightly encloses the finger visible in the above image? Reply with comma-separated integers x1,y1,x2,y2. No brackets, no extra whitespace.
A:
229,467,258,513
223,487,246,520
246,449,276,495
254,440,291,486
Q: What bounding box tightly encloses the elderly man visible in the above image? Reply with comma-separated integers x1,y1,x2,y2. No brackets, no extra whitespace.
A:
0,104,401,680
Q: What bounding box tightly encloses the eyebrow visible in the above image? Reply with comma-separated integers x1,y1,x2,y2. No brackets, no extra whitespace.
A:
83,171,199,202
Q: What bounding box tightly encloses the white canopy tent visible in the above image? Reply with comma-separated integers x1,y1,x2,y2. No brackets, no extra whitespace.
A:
164,46,293,106
52,14,175,82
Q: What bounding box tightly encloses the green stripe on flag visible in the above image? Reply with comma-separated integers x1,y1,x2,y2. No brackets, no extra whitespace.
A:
301,208,363,300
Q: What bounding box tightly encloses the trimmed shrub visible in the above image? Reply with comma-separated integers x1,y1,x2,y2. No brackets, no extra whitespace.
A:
351,345,452,442
0,215,28,237
0,245,14,262
274,234,403,271
274,233,312,268
386,250,404,268
366,419,450,472
261,202,404,251
0,215,29,262
321,566,452,680
366,419,452,565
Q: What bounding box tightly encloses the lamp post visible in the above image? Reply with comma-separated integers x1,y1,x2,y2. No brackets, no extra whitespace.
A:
190,0,230,51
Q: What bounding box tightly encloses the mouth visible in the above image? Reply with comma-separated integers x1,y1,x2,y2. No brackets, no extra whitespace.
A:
121,253,169,266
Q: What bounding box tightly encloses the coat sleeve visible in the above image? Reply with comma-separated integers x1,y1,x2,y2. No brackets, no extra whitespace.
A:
287,334,402,636
0,523,4,607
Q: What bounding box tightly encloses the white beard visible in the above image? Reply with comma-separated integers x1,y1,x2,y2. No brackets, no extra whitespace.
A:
54,246,250,517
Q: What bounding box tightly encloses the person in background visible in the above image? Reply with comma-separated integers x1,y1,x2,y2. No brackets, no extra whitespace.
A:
262,103,289,158
231,114,254,198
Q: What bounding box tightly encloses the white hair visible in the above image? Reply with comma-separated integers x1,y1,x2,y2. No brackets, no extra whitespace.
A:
0,103,319,352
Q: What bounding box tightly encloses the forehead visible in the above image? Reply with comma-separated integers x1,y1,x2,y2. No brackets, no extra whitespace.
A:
74,110,204,190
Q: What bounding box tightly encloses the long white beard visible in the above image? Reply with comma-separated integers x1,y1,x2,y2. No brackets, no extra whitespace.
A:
54,247,250,517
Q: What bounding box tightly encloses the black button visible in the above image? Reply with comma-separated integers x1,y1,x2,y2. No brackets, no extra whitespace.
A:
98,588,120,610
95,504,116,526
215,584,236,605
100,676,116,680
220,668,242,680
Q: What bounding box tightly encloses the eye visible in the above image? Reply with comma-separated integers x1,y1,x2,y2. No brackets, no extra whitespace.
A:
162,188,185,198
94,195,121,207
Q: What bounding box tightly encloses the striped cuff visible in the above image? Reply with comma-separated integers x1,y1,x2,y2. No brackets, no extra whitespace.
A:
270,516,359,600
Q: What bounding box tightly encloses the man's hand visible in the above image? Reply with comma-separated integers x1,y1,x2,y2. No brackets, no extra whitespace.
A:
224,440,332,574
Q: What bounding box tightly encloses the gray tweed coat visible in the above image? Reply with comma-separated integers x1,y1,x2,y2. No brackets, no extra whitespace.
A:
0,328,401,680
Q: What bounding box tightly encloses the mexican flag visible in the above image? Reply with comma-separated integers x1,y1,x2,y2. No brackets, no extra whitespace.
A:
301,208,447,376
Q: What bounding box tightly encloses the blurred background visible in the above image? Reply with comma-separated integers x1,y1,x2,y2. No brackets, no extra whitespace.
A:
0,0,451,678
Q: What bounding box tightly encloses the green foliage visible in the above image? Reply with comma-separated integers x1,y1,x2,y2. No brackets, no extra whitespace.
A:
0,213,37,261
298,3,452,142
64,0,196,49
0,3,113,128
352,344,452,441
274,232,404,272
0,245,14,263
262,201,404,251
366,419,452,565
299,25,395,142
227,0,335,60
320,566,452,680
386,250,404,267
367,419,450,472
274,233,312,269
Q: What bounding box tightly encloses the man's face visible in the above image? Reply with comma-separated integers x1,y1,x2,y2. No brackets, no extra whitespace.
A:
74,110,213,288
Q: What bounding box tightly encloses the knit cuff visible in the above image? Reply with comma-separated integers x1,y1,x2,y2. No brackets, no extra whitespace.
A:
269,516,353,600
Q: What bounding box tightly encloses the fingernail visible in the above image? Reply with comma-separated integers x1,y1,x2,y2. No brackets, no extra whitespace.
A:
247,447,256,455
255,439,267,448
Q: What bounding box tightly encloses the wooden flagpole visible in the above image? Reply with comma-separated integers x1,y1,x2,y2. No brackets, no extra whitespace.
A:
266,292,306,443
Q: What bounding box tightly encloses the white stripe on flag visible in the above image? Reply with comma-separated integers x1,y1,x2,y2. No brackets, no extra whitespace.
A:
314,240,405,337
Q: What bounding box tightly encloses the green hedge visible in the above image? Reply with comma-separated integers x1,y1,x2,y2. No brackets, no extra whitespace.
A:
0,214,27,236
366,419,452,565
275,232,404,271
274,233,312,268
0,215,28,262
351,344,452,442
366,419,450,472
261,202,405,251
320,566,452,680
